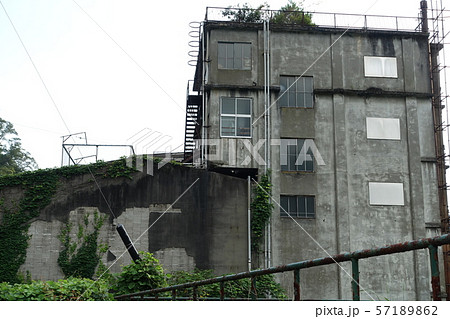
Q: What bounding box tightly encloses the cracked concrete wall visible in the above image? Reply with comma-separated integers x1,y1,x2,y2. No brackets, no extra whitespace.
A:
8,164,249,281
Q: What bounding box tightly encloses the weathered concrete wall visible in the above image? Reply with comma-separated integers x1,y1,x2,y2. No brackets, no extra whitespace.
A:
202,22,441,300
1,164,249,281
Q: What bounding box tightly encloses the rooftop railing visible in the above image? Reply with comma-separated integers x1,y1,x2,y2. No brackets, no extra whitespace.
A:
205,7,424,33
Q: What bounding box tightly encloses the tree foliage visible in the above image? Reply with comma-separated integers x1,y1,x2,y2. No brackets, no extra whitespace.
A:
0,118,37,175
271,0,314,25
222,1,314,25
222,2,269,23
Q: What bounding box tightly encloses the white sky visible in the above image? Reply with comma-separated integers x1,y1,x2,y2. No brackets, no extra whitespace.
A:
0,0,447,169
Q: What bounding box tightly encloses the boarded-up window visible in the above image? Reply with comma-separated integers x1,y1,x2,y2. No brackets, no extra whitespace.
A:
369,182,404,206
366,117,401,140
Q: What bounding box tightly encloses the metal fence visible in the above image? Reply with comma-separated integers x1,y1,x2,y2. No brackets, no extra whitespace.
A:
204,7,423,33
115,233,450,301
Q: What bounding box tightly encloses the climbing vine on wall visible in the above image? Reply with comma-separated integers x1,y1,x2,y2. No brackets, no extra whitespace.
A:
251,172,273,252
57,211,107,279
0,158,139,283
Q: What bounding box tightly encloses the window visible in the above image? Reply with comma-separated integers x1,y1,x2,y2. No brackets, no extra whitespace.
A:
280,139,314,172
366,117,401,140
218,42,251,70
220,97,252,137
369,182,404,206
280,195,315,218
279,76,313,108
364,56,397,78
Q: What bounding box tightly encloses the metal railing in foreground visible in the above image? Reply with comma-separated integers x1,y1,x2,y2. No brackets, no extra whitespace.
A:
115,233,450,301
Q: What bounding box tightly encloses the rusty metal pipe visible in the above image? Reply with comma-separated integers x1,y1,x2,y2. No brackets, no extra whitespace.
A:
115,233,450,300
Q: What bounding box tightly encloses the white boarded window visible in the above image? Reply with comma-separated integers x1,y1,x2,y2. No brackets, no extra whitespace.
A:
369,182,404,206
364,56,397,78
366,117,401,140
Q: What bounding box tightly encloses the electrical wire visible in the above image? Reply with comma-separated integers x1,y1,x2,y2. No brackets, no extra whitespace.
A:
252,178,377,301
0,0,119,218
71,0,199,126
252,0,381,126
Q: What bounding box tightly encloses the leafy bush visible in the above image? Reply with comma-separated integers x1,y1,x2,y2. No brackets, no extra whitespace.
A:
222,3,269,23
112,252,166,296
167,268,287,300
0,277,113,301
271,0,314,25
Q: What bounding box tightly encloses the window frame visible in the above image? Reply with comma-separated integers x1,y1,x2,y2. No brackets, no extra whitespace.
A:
280,138,314,172
364,56,398,78
218,42,252,70
280,195,315,218
279,76,314,108
220,97,252,138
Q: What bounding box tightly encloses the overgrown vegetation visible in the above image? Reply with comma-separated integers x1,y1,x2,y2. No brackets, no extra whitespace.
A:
0,250,287,300
0,158,138,283
222,2,269,23
0,277,113,301
271,0,313,25
251,173,273,252
112,252,167,296
58,211,107,279
168,268,287,300
222,1,314,25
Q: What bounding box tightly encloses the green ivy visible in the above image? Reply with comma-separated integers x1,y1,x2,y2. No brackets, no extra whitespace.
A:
251,173,273,252
0,158,140,283
57,211,106,279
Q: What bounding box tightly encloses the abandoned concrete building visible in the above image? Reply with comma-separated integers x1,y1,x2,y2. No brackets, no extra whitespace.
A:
183,1,450,300
1,1,448,301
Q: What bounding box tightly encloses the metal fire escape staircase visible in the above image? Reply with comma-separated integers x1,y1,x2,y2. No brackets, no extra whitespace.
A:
183,81,202,162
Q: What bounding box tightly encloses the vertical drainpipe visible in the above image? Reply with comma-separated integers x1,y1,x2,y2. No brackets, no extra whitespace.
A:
267,19,272,269
263,19,272,269
263,19,268,269
201,22,207,168
248,176,252,271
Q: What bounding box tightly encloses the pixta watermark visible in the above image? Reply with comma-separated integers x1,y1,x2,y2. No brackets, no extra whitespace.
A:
126,128,174,176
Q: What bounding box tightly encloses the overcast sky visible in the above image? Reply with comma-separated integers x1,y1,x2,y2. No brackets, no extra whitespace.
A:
0,0,447,169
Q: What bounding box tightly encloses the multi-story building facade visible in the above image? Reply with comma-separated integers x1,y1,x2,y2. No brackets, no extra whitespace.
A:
184,2,448,300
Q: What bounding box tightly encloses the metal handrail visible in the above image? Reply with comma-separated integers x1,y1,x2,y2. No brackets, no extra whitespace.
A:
115,233,450,301
204,7,423,33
